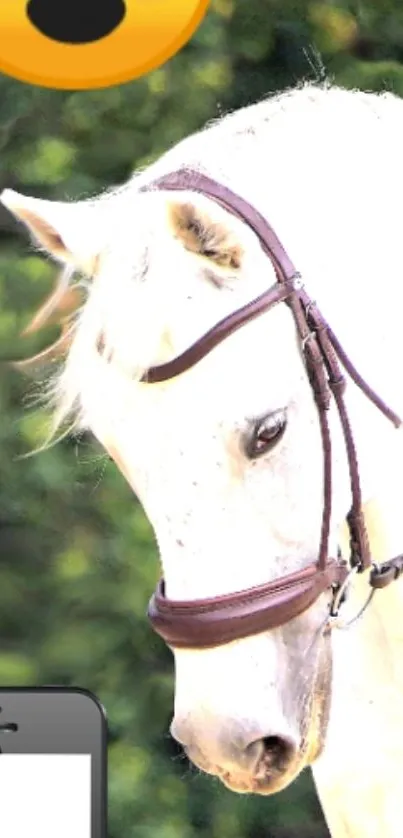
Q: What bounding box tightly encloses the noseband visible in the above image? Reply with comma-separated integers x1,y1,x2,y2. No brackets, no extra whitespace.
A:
140,168,403,649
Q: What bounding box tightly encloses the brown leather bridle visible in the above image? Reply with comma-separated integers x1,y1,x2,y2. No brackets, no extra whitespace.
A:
138,168,403,650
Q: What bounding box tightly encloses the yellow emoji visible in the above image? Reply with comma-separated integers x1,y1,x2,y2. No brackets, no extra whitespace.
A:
0,0,210,89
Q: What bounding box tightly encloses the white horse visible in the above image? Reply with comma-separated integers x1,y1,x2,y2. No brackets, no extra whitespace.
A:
3,83,403,838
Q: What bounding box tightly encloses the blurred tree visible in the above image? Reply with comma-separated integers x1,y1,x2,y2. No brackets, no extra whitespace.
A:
1,1,402,835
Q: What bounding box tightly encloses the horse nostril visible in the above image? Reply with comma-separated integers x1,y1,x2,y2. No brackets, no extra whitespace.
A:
242,733,296,776
260,735,296,772
170,717,298,781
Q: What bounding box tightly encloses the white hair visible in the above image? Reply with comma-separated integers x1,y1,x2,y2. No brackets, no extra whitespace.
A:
7,81,403,437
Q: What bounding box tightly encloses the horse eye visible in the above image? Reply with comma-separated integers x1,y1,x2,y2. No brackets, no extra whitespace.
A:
244,409,287,459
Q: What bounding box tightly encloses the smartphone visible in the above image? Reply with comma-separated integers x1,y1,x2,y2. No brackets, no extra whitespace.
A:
0,687,107,838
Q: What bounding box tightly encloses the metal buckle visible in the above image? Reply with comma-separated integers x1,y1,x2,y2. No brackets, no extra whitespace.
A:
291,272,304,291
327,564,376,630
329,566,358,619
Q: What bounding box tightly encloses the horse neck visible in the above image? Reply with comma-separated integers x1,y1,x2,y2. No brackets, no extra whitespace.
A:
312,498,403,838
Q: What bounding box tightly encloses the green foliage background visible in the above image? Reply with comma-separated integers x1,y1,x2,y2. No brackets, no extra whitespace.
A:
0,1,402,835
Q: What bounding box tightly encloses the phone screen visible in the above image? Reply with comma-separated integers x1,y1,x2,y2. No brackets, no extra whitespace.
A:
0,689,106,838
0,754,91,837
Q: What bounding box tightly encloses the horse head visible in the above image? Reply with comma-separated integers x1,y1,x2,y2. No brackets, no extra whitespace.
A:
3,84,402,798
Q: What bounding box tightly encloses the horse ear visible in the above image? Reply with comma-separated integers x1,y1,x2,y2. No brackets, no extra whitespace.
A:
0,189,98,371
168,200,244,271
0,189,99,276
